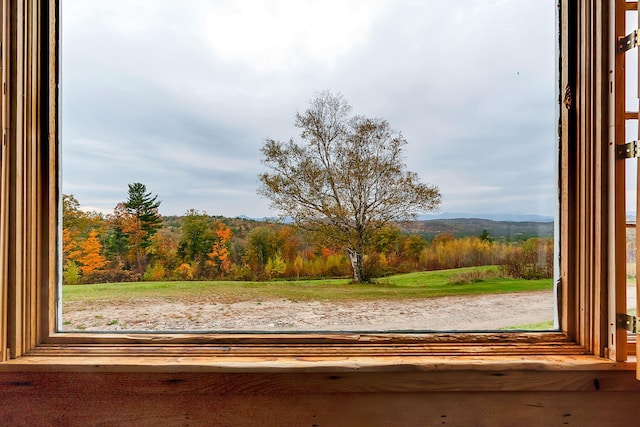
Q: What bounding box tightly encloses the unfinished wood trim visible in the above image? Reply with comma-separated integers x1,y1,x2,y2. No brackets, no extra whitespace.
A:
0,0,7,363
7,0,25,360
4,0,47,360
27,0,39,353
576,0,588,351
34,0,609,352
2,388,640,426
606,0,628,361
0,370,637,394
43,0,56,343
26,0,581,353
40,330,572,345
594,0,609,358
561,0,613,358
3,368,640,394
0,355,634,375
559,0,575,343
636,0,640,379
0,0,625,369
628,335,637,355
25,334,585,357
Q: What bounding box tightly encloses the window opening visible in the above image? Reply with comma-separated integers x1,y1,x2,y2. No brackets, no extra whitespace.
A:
59,1,558,333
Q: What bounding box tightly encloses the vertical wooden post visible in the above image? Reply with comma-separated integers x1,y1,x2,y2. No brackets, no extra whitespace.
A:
636,0,640,378
0,0,7,363
3,0,48,360
607,0,628,362
44,0,57,342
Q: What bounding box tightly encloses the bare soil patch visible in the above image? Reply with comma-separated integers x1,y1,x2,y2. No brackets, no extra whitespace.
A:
62,290,554,332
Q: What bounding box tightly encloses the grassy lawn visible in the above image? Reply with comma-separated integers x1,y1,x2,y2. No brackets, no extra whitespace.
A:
501,320,556,330
63,266,553,304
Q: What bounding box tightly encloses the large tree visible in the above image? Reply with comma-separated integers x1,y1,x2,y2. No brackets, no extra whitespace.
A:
79,230,106,274
259,91,441,282
61,194,105,277
123,183,162,274
177,209,216,279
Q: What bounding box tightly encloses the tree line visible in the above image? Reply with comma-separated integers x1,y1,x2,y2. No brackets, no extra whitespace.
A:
62,187,553,285
63,92,554,285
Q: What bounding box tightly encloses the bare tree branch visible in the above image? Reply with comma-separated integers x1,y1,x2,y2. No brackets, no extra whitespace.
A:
258,91,441,282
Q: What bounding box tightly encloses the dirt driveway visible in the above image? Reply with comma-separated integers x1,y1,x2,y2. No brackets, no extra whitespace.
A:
61,289,555,332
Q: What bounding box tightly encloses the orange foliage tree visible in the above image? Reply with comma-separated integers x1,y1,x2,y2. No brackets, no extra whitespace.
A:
207,222,233,277
79,230,106,274
62,194,106,282
62,227,82,264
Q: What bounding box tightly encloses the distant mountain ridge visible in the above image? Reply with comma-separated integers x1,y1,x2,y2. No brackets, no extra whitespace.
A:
169,214,553,242
417,213,555,222
235,212,554,222
403,218,554,241
237,212,555,223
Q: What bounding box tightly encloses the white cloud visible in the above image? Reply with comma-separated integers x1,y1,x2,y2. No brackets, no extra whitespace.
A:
61,0,557,217
196,0,386,71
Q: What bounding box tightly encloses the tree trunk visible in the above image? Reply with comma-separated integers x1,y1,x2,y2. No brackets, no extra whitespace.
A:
347,249,365,283
135,248,146,275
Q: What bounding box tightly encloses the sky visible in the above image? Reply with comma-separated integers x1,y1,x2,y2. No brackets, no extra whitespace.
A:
61,0,557,218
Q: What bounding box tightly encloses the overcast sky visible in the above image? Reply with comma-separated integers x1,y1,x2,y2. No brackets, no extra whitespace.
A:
61,0,556,218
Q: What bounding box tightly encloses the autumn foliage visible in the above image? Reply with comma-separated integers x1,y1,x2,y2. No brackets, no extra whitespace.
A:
207,223,233,276
62,192,554,285
79,231,106,274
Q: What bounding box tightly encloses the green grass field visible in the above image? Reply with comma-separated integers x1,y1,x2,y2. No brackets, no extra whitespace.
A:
63,265,553,304
501,320,556,330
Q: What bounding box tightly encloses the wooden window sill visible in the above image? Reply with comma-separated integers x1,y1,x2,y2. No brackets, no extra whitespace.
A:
0,355,638,393
0,354,634,373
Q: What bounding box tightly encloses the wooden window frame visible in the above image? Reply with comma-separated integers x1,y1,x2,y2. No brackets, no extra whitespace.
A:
0,0,635,376
611,0,639,360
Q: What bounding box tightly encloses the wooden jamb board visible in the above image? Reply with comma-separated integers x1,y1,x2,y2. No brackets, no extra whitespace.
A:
608,0,628,362
0,0,7,364
3,0,45,361
44,0,57,344
0,0,634,373
636,0,640,378
608,0,640,368
5,0,600,358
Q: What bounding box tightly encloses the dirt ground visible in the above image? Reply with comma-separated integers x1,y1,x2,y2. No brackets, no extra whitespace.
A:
61,289,555,332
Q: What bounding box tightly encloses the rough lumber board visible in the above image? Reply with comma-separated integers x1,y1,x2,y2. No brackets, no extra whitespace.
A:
1,388,640,426
1,370,640,394
0,354,633,374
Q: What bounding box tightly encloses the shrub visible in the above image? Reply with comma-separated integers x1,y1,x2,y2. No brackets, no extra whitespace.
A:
363,252,396,279
324,254,349,277
228,264,254,281
447,268,501,285
63,261,81,285
81,269,142,284
173,263,194,280
499,238,553,279
265,255,287,279
420,236,497,271
144,264,167,281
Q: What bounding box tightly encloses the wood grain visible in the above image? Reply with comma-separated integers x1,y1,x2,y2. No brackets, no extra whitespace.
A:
0,354,634,374
0,369,639,393
608,0,628,363
0,0,7,364
0,372,640,426
0,0,635,391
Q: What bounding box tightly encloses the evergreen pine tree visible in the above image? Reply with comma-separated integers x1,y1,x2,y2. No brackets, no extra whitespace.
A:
123,183,162,274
